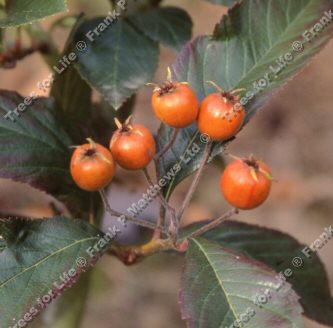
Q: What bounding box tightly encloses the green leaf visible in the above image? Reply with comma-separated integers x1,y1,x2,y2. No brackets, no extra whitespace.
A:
158,0,333,198
182,221,333,327
128,6,193,52
0,91,86,213
0,0,66,28
0,216,102,328
51,16,92,127
181,238,304,328
51,61,92,127
73,18,159,110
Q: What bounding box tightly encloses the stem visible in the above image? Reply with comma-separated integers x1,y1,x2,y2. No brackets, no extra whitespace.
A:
154,133,164,238
142,168,178,239
142,168,170,211
155,128,179,161
109,236,180,265
187,208,239,238
177,143,212,223
98,189,159,231
89,195,94,225
156,206,166,236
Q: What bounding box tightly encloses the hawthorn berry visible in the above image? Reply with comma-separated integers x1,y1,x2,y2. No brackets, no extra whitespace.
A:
110,117,156,170
198,82,246,141
70,139,115,192
221,155,272,210
150,68,199,128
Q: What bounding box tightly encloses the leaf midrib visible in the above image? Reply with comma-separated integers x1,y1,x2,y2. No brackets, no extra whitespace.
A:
233,0,320,87
191,238,239,324
0,236,98,289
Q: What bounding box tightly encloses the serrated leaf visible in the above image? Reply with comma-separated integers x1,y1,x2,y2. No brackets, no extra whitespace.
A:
181,238,304,328
73,18,159,110
0,0,66,28
182,220,333,327
128,6,193,52
0,91,87,213
158,0,333,198
42,271,93,328
0,216,102,328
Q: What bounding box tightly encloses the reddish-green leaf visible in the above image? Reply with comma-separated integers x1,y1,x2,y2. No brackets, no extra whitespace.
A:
181,238,304,328
0,91,87,214
182,221,333,326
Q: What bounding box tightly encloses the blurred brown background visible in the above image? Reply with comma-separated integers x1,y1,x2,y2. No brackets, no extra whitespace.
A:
0,0,332,327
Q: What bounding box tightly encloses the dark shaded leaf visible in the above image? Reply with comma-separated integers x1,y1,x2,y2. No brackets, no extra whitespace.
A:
51,16,92,125
73,18,159,109
0,216,102,328
0,91,87,213
128,6,193,51
181,238,304,328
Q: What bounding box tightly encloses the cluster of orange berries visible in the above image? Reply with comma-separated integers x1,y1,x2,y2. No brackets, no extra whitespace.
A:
70,70,272,210
151,79,245,140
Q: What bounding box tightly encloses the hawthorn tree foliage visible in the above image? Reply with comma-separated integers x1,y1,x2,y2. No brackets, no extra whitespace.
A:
0,0,333,327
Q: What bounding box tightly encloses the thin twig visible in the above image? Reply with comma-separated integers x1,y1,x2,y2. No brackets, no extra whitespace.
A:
155,128,180,161
187,208,239,238
89,195,94,225
156,206,166,236
108,237,175,265
142,168,177,239
99,189,158,231
142,168,170,211
177,142,212,223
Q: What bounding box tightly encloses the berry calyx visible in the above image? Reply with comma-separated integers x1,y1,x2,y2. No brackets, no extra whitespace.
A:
197,81,246,141
150,68,199,128
110,117,156,170
221,155,273,210
70,138,115,192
